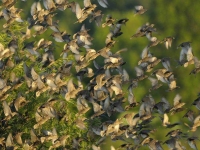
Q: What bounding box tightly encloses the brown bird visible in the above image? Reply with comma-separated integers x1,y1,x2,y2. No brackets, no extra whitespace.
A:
102,14,115,28
170,94,185,115
161,113,179,128
134,66,148,81
161,36,175,49
131,23,156,39
191,115,200,132
134,5,147,16
148,37,160,48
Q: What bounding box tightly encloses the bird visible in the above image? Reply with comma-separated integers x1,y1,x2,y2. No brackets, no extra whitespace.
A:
148,77,162,92
134,5,147,16
177,41,194,67
193,96,200,110
170,94,185,115
161,36,175,49
89,10,103,26
154,98,170,114
148,37,160,48
152,69,172,83
161,113,179,128
190,56,200,75
167,77,180,91
134,66,148,81
65,78,82,101
187,137,199,150
130,23,156,39
102,15,115,28
183,110,195,122
191,115,200,132
161,57,171,71
75,1,96,23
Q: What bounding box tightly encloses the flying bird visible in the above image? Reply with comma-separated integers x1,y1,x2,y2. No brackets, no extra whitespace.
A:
134,5,147,16
161,36,175,49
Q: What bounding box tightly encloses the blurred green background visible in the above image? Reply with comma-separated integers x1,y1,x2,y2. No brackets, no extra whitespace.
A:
5,0,200,149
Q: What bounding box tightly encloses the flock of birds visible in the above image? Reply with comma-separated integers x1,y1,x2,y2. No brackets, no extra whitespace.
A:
0,0,200,149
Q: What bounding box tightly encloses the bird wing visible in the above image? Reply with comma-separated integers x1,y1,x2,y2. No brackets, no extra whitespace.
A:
163,113,170,126
161,97,171,111
179,49,186,63
168,80,177,91
173,94,182,106
75,3,82,19
193,57,200,68
186,47,194,61
165,40,169,49
135,66,144,77
148,77,158,87
84,0,91,7
97,0,108,8
31,68,39,80
30,2,37,16
141,46,149,59
194,115,200,124
67,78,75,92
135,5,143,11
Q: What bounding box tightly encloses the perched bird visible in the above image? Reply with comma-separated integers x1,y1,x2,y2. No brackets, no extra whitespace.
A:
6,133,14,149
15,132,23,145
2,101,17,119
